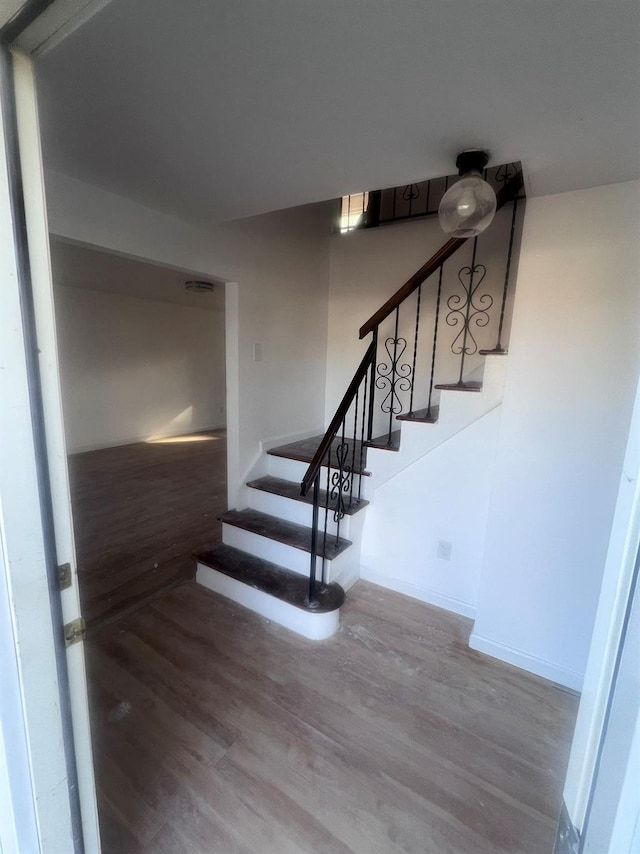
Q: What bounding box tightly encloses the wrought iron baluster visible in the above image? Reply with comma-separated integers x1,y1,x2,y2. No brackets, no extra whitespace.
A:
367,329,378,441
408,284,422,415
375,307,412,443
389,309,399,441
489,196,519,353
445,238,493,386
307,474,320,607
358,365,368,501
426,265,444,417
331,418,351,546
321,447,331,584
495,162,515,187
349,389,359,509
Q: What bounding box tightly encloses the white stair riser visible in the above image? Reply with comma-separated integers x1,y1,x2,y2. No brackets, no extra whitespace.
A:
246,487,362,538
196,564,339,640
267,454,372,500
222,521,351,586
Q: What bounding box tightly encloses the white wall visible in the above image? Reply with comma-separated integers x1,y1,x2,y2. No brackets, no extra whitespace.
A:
54,285,225,452
361,408,501,618
471,181,640,690
46,170,332,491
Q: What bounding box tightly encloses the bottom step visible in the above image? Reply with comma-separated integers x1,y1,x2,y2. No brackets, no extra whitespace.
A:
194,545,344,640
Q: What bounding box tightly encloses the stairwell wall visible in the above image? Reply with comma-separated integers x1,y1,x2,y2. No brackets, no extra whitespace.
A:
325,202,521,427
471,180,640,690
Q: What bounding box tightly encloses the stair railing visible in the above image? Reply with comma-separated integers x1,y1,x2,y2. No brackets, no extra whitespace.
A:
301,168,524,606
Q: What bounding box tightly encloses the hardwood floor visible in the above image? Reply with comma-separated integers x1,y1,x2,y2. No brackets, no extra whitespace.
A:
69,430,227,627
86,580,578,853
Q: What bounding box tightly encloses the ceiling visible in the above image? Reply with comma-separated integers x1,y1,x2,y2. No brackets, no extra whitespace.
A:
50,239,224,310
36,0,640,226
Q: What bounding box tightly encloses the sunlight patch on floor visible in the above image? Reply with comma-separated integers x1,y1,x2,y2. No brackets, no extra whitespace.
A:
145,433,219,444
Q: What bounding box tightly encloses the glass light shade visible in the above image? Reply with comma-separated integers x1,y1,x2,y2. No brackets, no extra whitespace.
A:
438,173,497,237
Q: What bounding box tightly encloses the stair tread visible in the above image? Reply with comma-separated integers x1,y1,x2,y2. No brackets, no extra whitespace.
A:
366,430,401,451
195,544,345,613
397,405,439,423
434,381,483,392
247,475,368,515
222,509,352,559
268,435,370,475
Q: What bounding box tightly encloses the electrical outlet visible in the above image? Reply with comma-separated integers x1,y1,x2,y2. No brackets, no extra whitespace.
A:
437,539,452,561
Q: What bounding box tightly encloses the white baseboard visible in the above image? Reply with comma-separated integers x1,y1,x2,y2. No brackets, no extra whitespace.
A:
468,632,584,692
68,423,225,455
360,568,476,619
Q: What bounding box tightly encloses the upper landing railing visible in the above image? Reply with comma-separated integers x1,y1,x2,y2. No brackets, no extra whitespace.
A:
301,165,524,606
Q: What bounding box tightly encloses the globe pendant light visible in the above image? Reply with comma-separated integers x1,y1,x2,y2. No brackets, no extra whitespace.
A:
438,150,497,237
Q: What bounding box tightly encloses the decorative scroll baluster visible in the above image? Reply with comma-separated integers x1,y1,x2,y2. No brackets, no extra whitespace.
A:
403,183,420,218
330,418,352,546
408,284,422,416
426,264,444,418
445,238,493,386
375,307,412,444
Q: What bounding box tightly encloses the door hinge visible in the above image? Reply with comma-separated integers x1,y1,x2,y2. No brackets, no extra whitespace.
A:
58,562,72,590
64,617,86,647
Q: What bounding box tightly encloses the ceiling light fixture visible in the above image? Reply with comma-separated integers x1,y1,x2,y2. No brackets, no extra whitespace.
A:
438,150,497,238
185,280,215,292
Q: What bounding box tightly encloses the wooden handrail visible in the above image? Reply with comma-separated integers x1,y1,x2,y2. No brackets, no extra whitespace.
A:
301,340,377,495
358,170,524,339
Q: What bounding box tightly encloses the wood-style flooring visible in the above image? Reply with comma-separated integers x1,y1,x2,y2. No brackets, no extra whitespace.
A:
69,430,227,627
87,580,578,854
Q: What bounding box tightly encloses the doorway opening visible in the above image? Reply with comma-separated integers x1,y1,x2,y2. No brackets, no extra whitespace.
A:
50,237,228,629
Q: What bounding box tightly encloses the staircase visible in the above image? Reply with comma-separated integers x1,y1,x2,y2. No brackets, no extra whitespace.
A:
195,166,524,640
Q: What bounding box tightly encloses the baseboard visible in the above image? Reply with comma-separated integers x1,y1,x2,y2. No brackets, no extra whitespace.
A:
468,632,584,692
68,423,225,455
360,568,476,619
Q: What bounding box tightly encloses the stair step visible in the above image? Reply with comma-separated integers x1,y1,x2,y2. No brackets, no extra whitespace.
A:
434,381,482,392
397,405,439,424
366,430,401,451
268,435,369,475
246,475,368,515
478,347,508,356
221,509,352,560
194,545,345,613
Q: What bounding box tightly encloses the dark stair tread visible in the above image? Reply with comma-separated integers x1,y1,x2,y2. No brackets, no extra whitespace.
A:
366,430,401,451
434,381,483,392
246,476,368,515
397,405,439,424
478,348,508,356
195,545,345,613
268,435,370,475
221,509,352,560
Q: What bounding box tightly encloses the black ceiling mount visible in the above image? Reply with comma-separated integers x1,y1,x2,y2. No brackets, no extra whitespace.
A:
455,149,490,176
